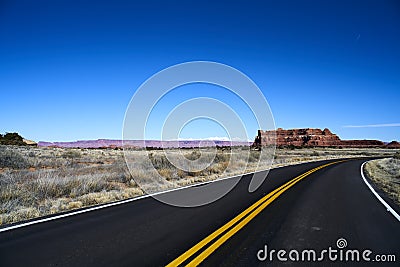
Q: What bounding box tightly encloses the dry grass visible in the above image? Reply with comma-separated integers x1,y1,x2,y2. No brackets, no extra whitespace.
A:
365,157,400,206
0,146,143,225
0,145,398,225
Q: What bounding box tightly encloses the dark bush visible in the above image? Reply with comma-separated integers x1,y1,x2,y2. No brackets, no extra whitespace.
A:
0,132,27,146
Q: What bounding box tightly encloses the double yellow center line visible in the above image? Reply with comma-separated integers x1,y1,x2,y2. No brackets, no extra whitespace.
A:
167,160,344,266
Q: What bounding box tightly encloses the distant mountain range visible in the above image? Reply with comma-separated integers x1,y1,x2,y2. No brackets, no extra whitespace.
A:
36,128,400,149
38,139,253,149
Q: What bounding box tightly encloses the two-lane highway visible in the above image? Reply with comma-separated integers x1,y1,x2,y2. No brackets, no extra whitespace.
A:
0,159,399,266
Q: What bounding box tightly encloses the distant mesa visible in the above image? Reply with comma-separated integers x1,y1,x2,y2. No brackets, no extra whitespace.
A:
34,128,399,149
254,128,396,148
37,139,253,149
385,141,400,149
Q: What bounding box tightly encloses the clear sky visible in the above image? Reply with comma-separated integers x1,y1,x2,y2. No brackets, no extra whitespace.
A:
0,0,399,142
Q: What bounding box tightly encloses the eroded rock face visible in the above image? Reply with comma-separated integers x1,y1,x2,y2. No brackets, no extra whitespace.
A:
386,141,400,149
256,128,387,148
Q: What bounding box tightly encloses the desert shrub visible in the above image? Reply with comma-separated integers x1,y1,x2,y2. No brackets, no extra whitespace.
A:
1,207,40,224
205,163,226,174
312,151,319,156
149,153,174,170
187,170,201,177
177,169,187,178
214,152,230,163
378,158,400,178
185,150,201,161
62,150,82,159
0,146,30,169
248,150,261,163
67,201,83,209
393,152,400,160
158,168,173,180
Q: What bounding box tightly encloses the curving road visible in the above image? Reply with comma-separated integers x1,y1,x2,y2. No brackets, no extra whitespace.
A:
0,159,399,266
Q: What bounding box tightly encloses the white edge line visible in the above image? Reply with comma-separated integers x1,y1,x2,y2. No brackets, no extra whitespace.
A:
0,167,271,233
0,158,346,233
360,161,400,222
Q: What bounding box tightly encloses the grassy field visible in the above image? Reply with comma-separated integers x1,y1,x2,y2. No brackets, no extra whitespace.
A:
365,155,400,206
0,145,398,225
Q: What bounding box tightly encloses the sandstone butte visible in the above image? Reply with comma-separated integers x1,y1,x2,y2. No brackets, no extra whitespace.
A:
254,128,400,148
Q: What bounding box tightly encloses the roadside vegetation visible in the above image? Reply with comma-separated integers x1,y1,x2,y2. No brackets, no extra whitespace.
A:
0,145,398,225
365,154,400,206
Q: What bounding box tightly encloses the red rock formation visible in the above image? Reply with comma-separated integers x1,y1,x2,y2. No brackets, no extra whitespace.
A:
386,141,400,149
255,128,388,148
340,140,385,148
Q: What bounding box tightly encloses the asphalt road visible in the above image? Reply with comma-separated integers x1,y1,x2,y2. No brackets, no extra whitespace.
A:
0,159,399,266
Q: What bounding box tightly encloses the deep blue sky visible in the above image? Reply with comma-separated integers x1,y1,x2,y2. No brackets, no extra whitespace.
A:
1,0,399,142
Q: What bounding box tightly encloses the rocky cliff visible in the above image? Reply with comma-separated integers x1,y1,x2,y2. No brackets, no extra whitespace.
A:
255,128,390,148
